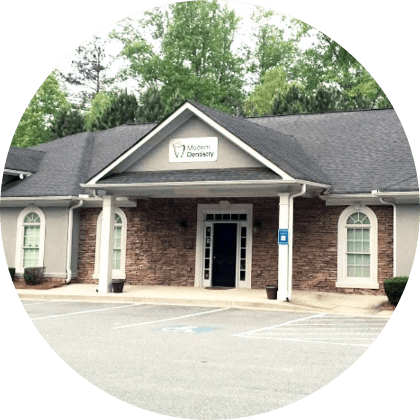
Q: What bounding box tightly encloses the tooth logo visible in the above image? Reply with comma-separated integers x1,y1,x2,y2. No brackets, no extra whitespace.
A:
173,141,186,158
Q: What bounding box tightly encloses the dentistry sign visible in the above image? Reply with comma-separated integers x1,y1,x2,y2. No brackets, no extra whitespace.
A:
169,137,218,162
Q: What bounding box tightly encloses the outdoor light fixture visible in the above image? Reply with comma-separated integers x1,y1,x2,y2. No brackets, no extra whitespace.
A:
254,220,262,233
178,221,187,232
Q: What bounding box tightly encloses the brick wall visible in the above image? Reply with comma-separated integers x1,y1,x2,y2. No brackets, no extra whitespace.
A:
75,197,393,294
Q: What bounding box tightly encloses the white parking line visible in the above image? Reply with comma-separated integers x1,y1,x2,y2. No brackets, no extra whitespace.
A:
234,313,387,347
234,313,326,337
31,303,142,321
112,307,230,330
238,335,371,347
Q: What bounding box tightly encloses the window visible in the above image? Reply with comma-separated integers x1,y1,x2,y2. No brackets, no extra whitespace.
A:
337,206,378,289
15,207,46,274
94,208,127,279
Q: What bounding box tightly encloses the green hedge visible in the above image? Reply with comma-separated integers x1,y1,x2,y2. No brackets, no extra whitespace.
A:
24,267,45,285
9,268,15,280
384,276,408,306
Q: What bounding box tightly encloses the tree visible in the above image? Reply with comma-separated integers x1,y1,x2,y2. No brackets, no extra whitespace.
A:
244,66,288,116
88,90,138,131
12,72,68,147
291,20,392,109
58,36,114,105
84,91,116,131
248,8,297,81
112,1,245,114
49,106,85,140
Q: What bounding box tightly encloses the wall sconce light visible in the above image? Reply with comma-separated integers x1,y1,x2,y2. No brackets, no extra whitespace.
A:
254,220,262,233
179,221,187,232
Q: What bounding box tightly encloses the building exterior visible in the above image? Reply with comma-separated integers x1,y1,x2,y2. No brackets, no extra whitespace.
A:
1,101,418,299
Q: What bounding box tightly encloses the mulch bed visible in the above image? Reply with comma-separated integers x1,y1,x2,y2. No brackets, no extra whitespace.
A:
13,279,64,290
375,300,396,311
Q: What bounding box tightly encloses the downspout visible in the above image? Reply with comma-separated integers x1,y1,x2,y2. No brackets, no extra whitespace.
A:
65,200,84,283
378,195,397,277
287,183,307,301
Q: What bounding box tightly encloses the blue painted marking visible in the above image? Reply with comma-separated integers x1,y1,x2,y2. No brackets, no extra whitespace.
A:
157,325,214,333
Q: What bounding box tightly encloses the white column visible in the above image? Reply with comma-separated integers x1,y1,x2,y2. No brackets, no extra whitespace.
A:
98,195,115,293
278,193,290,301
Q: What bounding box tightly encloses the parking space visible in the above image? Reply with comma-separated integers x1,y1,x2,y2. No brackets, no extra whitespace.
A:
235,313,388,347
21,299,389,419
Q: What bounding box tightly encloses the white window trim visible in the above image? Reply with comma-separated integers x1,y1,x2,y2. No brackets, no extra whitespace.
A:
337,205,379,289
93,208,127,280
195,202,253,289
15,206,46,275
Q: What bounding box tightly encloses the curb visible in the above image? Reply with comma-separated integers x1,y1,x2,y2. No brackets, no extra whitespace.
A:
17,291,395,316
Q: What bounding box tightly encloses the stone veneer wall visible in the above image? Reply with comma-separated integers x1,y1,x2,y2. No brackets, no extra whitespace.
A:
75,197,393,294
292,198,393,295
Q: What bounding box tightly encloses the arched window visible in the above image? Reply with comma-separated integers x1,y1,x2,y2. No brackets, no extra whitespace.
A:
15,207,46,274
337,206,379,289
94,208,127,279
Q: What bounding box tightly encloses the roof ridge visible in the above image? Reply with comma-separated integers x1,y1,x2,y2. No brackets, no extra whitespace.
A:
247,107,395,119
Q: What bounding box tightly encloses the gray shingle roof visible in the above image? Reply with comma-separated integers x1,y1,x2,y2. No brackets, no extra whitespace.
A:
190,102,330,184
381,174,419,192
250,109,418,194
98,168,281,184
1,103,417,198
5,147,45,173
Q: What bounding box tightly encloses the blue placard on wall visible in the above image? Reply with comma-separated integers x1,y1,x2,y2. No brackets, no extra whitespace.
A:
278,229,289,245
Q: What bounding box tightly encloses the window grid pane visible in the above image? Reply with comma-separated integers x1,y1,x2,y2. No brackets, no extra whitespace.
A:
23,248,39,268
23,225,40,247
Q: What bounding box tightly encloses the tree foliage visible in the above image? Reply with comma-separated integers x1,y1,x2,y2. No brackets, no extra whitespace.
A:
88,90,138,131
248,8,297,81
49,106,85,140
12,72,68,147
112,0,245,114
84,91,116,131
244,66,288,116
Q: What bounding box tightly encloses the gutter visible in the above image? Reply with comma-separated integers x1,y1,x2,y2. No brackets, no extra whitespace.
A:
65,200,84,283
372,190,397,277
287,183,307,301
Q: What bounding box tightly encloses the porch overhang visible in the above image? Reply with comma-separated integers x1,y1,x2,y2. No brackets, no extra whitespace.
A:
80,179,330,199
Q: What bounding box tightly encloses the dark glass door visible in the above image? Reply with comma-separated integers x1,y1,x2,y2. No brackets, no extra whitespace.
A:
212,223,237,287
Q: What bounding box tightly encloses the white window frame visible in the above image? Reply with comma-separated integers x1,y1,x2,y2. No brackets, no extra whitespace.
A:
337,205,379,289
93,208,127,280
195,202,253,289
15,206,46,275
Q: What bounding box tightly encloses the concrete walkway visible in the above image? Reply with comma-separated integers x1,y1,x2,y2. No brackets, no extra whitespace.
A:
17,284,394,318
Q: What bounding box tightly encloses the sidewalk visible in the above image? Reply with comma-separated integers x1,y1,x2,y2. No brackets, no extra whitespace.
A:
16,284,394,318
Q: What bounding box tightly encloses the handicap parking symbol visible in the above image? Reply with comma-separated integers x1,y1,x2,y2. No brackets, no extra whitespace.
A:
158,325,214,333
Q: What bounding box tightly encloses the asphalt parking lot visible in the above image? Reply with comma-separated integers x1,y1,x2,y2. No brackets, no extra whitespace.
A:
22,300,389,419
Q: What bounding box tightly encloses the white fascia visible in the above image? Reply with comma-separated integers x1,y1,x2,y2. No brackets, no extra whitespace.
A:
86,102,295,185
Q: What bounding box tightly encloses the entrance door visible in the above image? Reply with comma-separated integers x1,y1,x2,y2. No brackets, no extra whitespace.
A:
212,223,237,287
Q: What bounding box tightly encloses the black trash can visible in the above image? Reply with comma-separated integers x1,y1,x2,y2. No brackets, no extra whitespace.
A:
112,280,125,293
265,286,278,300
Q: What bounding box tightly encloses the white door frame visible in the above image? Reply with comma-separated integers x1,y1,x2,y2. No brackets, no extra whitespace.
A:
195,202,253,288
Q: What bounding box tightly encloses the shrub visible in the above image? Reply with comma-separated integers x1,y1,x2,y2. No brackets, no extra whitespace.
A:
24,267,45,285
8,268,15,280
384,276,408,306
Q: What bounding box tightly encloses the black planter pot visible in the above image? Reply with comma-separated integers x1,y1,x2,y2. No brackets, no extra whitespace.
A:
112,280,125,293
265,286,278,300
